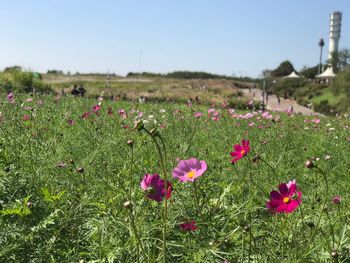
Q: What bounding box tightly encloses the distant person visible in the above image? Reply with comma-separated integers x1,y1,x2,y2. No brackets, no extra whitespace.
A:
277,95,281,104
71,84,79,96
78,83,86,97
195,96,200,104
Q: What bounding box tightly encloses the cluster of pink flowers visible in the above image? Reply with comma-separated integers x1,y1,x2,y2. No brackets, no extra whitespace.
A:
304,118,321,124
140,157,207,231
208,108,219,121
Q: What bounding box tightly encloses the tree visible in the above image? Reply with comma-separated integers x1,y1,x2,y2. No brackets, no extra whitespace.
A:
271,60,295,77
328,48,350,73
299,65,319,79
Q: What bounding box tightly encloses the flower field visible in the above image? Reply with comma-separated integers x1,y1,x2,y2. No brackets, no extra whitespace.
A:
0,94,349,262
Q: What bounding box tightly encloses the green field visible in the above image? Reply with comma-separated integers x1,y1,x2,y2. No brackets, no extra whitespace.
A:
42,74,250,106
0,94,349,262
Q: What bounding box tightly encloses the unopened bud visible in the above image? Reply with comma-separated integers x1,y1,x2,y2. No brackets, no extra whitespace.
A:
123,200,133,209
150,128,158,137
27,201,33,208
252,154,260,163
331,250,338,258
133,120,144,131
76,167,85,173
305,160,314,169
332,195,341,204
127,139,134,146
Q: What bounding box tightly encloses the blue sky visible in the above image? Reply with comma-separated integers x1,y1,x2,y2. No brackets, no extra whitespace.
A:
0,0,349,77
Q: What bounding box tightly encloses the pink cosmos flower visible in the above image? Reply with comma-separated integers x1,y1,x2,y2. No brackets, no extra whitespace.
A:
230,139,250,163
92,104,101,113
180,220,198,231
172,158,207,182
266,180,302,213
22,114,30,121
118,109,128,120
56,162,67,168
7,92,14,103
194,112,203,118
140,174,172,202
67,119,75,125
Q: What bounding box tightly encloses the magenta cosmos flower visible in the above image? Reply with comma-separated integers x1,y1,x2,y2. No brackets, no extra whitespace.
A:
92,104,101,113
172,158,207,182
230,139,250,163
266,180,302,214
140,174,172,202
180,220,198,231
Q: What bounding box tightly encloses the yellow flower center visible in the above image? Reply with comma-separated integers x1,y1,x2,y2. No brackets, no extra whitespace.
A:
240,149,246,156
187,170,196,179
283,197,290,204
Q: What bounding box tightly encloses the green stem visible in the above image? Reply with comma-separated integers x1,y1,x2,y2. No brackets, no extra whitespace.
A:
259,156,280,182
128,209,147,261
145,128,168,263
305,204,325,255
315,166,329,196
193,181,201,216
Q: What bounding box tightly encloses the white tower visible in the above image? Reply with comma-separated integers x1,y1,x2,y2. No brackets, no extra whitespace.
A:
328,11,342,61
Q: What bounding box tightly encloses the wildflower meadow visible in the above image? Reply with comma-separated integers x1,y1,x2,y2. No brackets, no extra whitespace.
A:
0,93,349,262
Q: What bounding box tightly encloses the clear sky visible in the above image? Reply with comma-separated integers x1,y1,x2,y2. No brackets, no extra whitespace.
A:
1,0,349,77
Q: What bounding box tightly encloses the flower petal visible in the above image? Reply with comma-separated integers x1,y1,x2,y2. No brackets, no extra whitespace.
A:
278,183,289,196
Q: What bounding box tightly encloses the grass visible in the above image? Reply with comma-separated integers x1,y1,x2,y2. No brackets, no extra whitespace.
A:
42,74,251,105
0,94,349,262
311,87,346,106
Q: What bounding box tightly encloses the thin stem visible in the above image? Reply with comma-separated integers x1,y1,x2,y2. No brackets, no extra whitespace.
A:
144,128,168,263
128,209,147,260
315,166,329,196
259,156,280,182
193,181,201,216
129,145,134,200
305,204,325,255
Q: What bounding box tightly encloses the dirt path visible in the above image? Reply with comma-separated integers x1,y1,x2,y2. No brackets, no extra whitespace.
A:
240,88,322,116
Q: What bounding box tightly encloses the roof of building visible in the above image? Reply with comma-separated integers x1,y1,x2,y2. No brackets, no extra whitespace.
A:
316,67,336,78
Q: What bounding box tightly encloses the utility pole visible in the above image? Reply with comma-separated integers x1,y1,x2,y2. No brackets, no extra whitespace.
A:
318,38,325,75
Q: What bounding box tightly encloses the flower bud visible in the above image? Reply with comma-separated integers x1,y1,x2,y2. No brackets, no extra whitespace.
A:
150,128,158,137
123,200,133,209
133,120,144,131
27,201,33,208
76,167,85,173
332,195,341,204
127,139,134,146
331,250,339,258
305,160,314,169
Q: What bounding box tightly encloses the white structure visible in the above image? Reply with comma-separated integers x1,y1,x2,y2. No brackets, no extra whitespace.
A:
316,67,336,79
328,11,342,61
285,71,301,78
